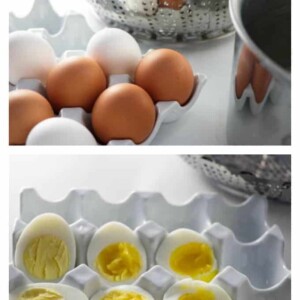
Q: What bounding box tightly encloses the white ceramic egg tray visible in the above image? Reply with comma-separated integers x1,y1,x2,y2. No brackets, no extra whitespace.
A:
10,0,207,145
13,71,206,145
10,189,291,300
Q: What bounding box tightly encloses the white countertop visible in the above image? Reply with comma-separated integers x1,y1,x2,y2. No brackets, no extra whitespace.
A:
9,155,291,267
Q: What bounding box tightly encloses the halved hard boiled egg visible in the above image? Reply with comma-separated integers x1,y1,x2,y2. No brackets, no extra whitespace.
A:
10,283,88,300
156,229,218,281
87,222,147,285
164,279,232,300
91,285,154,300
14,213,76,282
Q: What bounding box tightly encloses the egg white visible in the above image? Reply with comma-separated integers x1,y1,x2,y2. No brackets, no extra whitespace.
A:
91,285,155,300
26,118,98,146
14,213,76,282
87,222,147,285
163,279,232,300
156,229,217,279
10,283,88,300
9,31,57,85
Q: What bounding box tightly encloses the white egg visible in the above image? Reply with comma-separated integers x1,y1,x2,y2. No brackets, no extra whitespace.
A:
10,283,88,300
14,213,76,282
87,222,147,285
26,118,98,145
9,31,56,85
87,28,142,76
91,285,154,300
164,279,232,300
125,0,158,16
156,229,218,281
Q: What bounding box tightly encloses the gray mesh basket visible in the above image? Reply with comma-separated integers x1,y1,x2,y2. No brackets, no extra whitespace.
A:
86,0,234,41
182,155,291,203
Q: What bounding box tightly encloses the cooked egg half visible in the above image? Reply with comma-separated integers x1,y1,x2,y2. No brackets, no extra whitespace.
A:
91,285,154,300
156,229,218,281
87,222,147,285
164,279,232,300
14,213,76,282
10,283,88,300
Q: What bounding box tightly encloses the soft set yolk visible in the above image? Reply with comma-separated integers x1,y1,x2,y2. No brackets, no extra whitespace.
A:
23,235,70,280
19,288,63,300
179,288,215,300
170,242,218,281
101,290,145,300
95,243,142,282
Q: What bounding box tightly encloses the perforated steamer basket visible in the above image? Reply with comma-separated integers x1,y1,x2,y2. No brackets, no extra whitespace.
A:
86,0,234,41
182,155,291,203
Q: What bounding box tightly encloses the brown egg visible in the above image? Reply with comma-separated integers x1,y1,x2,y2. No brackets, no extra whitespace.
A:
235,45,255,99
92,83,156,144
9,90,55,145
159,0,186,10
251,62,272,103
135,49,194,105
46,56,107,113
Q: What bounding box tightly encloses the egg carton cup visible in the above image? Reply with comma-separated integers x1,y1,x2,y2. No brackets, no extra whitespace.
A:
10,189,291,299
10,262,291,300
9,0,103,57
14,68,207,145
9,264,101,299
234,78,275,115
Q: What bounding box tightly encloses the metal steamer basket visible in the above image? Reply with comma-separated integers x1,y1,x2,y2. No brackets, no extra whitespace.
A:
182,155,291,203
86,0,234,41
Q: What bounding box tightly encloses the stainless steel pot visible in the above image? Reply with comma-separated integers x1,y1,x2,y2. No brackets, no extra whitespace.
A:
227,0,291,145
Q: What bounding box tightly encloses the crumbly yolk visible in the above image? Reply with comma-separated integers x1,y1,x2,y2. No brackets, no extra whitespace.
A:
23,235,70,280
19,288,63,300
101,290,145,300
95,243,142,282
178,288,215,300
170,242,218,281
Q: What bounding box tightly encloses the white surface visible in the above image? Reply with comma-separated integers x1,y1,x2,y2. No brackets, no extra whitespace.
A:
9,0,235,145
9,155,291,268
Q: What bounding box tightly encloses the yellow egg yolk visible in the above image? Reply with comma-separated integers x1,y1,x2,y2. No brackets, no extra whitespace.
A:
101,290,145,300
95,243,142,282
19,288,63,300
170,242,218,281
178,287,215,300
23,235,70,280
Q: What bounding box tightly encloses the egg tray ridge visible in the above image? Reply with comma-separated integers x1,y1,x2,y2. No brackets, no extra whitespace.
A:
9,0,104,57
10,188,291,299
